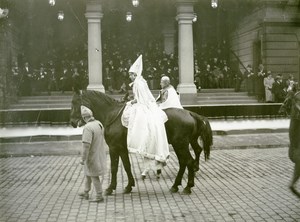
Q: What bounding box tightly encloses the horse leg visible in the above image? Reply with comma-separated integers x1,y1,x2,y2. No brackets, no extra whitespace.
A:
182,155,195,195
170,143,188,193
190,139,203,172
106,151,119,195
290,162,300,198
120,152,135,194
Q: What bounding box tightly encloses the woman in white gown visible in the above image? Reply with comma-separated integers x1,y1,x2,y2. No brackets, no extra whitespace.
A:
121,55,169,179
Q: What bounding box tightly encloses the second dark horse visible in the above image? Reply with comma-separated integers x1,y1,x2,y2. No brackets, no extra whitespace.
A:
70,90,213,195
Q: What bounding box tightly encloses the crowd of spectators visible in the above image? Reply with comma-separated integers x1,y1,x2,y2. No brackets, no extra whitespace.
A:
11,34,298,104
10,31,240,96
234,63,298,103
263,72,298,103
193,43,234,91
102,34,178,92
11,58,88,96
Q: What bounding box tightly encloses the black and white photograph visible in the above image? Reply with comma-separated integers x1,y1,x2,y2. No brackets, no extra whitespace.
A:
0,0,299,221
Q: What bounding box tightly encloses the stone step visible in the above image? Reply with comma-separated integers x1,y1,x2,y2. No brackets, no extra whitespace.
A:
18,92,250,99
9,89,258,110
198,100,259,105
19,96,72,101
1,103,283,125
9,104,71,109
197,92,248,96
36,91,74,96
199,88,236,93
18,99,72,104
14,97,256,107
197,96,257,101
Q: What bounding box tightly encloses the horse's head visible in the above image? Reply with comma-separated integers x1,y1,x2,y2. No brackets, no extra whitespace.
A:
70,89,121,128
70,90,86,128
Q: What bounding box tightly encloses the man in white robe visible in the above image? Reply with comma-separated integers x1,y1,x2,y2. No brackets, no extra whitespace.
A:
156,76,183,109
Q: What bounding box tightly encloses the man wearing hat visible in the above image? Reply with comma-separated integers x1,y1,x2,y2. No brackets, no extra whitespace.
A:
156,76,183,110
78,106,108,203
272,74,286,103
245,64,254,96
121,55,170,179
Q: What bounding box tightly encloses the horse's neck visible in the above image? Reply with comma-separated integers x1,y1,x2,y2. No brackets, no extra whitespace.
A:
94,100,123,127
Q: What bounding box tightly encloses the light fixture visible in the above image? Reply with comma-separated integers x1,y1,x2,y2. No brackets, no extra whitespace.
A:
211,0,218,8
58,11,64,21
193,13,197,22
49,0,55,6
132,0,139,7
0,8,9,18
126,12,132,22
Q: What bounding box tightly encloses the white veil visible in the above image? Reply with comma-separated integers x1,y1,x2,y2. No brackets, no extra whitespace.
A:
129,55,155,105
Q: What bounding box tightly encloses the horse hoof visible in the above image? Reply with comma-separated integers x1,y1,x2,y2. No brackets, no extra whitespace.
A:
156,170,161,179
194,166,200,172
170,186,179,193
141,175,146,180
123,187,132,194
105,188,113,196
182,187,192,195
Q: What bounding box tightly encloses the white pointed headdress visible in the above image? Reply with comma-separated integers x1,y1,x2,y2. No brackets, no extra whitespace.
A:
129,55,143,77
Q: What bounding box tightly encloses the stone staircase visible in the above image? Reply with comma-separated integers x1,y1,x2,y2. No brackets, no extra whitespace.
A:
8,88,258,110
193,88,258,106
1,88,284,125
9,92,73,110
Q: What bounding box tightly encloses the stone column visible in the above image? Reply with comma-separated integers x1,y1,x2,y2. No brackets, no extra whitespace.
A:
176,0,197,94
85,0,105,92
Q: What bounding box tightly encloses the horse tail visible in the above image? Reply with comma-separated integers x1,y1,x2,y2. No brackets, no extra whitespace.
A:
190,112,213,161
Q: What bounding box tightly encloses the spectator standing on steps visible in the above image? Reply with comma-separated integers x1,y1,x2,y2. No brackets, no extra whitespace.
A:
264,71,275,103
272,74,286,103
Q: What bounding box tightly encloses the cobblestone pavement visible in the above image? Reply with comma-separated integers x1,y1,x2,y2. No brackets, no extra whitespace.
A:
0,147,299,222
0,133,290,157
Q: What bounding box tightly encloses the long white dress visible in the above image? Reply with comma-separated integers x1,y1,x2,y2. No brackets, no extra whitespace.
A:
122,75,170,163
264,76,275,102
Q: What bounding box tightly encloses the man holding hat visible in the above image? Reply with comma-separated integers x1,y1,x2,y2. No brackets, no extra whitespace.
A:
78,106,108,203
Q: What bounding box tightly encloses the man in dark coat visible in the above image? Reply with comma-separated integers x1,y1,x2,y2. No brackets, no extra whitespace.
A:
254,64,266,102
245,65,254,96
272,74,286,103
20,62,33,96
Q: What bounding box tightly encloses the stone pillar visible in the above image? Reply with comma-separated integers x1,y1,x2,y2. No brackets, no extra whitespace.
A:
163,20,176,55
85,0,105,92
176,0,197,94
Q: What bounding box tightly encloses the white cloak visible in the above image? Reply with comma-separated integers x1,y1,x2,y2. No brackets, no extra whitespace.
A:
121,76,169,163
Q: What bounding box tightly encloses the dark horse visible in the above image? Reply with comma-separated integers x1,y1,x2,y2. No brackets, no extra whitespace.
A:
280,90,300,198
70,90,213,195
